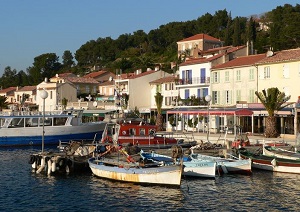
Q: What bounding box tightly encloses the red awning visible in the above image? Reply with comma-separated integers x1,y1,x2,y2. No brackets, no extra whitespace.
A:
167,108,253,116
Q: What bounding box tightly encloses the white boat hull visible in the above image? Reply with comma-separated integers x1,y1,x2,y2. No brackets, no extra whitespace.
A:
88,158,182,186
252,162,300,174
182,161,217,178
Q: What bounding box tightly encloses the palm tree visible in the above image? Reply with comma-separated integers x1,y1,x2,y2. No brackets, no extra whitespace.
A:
255,87,292,138
154,92,164,131
0,96,9,111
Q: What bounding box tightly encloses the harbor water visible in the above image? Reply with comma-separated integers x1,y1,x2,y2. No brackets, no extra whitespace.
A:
1,146,300,211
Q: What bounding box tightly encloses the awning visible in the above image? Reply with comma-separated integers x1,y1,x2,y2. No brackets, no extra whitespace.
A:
167,108,253,116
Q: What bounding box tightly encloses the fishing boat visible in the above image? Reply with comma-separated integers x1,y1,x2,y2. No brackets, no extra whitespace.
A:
0,109,107,146
101,121,196,149
263,145,300,160
188,145,252,174
140,147,217,178
88,123,183,187
238,148,300,174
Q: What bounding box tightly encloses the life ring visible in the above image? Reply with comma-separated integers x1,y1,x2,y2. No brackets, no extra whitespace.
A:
149,129,156,136
122,131,126,135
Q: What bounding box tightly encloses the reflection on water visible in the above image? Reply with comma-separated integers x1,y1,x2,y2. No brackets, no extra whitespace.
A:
0,147,300,211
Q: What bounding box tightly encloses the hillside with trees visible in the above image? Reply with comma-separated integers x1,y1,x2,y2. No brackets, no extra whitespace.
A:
1,4,300,89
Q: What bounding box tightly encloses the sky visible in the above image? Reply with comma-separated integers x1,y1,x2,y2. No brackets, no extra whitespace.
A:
0,0,299,75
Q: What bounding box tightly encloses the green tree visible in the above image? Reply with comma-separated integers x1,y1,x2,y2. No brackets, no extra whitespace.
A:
62,50,75,70
0,66,17,88
255,87,292,138
0,96,9,111
27,53,61,84
154,92,164,131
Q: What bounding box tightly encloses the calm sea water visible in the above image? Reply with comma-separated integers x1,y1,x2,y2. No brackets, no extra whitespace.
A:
0,146,300,212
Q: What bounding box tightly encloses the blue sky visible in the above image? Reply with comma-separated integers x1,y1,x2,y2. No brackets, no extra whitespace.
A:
0,0,299,75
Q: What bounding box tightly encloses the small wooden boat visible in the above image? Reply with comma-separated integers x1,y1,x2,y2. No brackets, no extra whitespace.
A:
140,148,217,178
192,154,252,174
263,145,300,161
88,157,182,186
88,123,183,187
238,148,300,174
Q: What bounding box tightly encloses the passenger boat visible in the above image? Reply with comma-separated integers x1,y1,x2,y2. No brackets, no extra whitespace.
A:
0,109,106,146
88,123,183,187
263,145,300,160
140,147,217,178
238,148,300,174
101,121,195,149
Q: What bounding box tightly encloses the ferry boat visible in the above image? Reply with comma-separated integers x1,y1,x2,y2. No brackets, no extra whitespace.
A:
0,109,107,147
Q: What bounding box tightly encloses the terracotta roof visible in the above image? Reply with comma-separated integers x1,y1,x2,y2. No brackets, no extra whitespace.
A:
57,72,76,77
99,80,114,86
256,48,300,64
64,77,99,84
0,86,17,93
125,70,156,79
16,86,37,92
177,33,221,43
149,76,178,84
179,53,224,66
212,54,266,70
83,70,107,78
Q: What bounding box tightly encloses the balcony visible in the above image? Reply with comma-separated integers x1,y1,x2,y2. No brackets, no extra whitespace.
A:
175,77,210,86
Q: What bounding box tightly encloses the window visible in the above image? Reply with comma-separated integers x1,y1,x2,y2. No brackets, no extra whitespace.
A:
249,69,254,80
212,72,219,83
225,90,231,104
140,128,145,136
200,68,206,83
85,85,90,93
184,89,190,99
225,71,229,82
249,90,255,103
264,66,270,79
50,91,53,99
212,91,219,104
283,64,289,78
236,90,241,101
236,70,241,81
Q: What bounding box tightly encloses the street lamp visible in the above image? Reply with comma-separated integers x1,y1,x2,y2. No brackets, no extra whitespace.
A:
40,89,48,153
205,95,211,142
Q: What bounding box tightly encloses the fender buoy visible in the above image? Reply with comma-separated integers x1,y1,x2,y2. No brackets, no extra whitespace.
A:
29,155,36,164
149,129,156,135
57,157,65,167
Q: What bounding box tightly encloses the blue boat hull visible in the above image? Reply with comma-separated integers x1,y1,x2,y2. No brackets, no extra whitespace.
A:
0,131,104,147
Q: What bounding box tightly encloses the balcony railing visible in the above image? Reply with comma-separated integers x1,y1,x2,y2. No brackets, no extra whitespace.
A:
175,77,210,85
